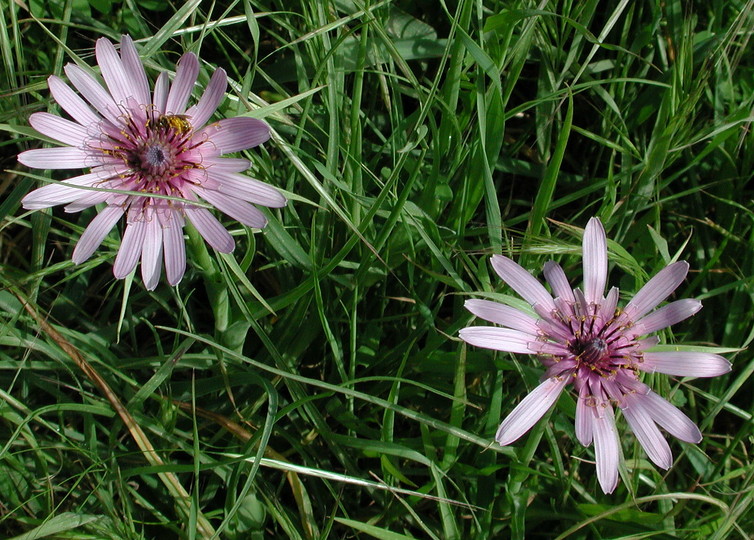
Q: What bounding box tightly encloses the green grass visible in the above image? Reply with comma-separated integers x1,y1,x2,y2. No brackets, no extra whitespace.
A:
1,0,753,538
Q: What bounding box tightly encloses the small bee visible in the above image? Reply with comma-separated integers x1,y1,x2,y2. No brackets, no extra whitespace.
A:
148,114,193,135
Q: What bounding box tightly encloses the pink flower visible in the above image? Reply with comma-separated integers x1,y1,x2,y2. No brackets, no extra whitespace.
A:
460,218,731,493
19,35,285,290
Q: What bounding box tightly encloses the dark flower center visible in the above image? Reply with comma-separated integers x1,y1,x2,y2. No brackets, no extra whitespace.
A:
571,337,608,366
137,139,176,176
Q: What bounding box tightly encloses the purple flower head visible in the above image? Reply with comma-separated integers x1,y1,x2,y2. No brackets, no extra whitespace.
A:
19,35,286,290
460,217,731,493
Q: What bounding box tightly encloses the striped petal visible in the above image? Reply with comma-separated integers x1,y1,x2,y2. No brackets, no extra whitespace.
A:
621,394,672,469
18,147,91,169
71,206,124,263
197,117,271,155
113,220,146,278
592,403,620,494
640,352,731,378
185,67,227,129
495,375,569,445
631,299,702,336
490,255,556,313
583,217,608,305
185,206,234,252
194,187,268,228
459,326,537,354
29,112,89,146
464,299,540,334
624,261,689,320
642,391,702,443
165,52,199,114
48,75,101,127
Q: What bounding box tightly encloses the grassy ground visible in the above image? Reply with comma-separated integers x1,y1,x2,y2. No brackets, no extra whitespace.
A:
1,0,753,538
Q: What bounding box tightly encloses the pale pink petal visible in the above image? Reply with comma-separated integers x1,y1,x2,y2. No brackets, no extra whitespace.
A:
64,64,120,125
640,352,731,377
592,403,620,494
63,187,113,212
140,217,163,290
185,68,227,129
631,299,702,336
95,37,133,105
194,187,268,228
184,206,234,252
583,217,608,304
459,327,536,354
621,394,672,469
490,255,556,313
165,52,199,114
197,117,271,155
18,147,91,169
624,261,689,320
495,376,570,445
210,171,286,208
204,157,252,173
543,261,575,302
464,299,540,334
161,213,186,286
113,220,146,278
22,172,104,209
71,206,124,263
29,112,89,146
642,391,702,443
118,35,150,105
48,75,100,127
598,286,619,324
153,72,169,114
575,392,593,446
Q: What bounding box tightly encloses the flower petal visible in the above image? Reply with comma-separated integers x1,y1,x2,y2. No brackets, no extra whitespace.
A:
490,255,556,313
211,171,286,208
95,37,133,105
29,112,89,146
203,157,252,173
18,147,91,169
543,261,575,302
624,261,689,320
118,35,150,105
113,220,147,278
642,390,702,443
583,217,608,305
185,206,234,252
140,216,163,290
161,212,186,286
153,72,169,114
194,187,268,228
185,67,227,129
621,394,672,469
22,172,105,209
197,117,271,155
640,352,731,378
464,299,540,334
592,403,620,494
459,326,537,354
165,52,199,114
575,391,593,446
495,375,570,445
64,64,120,125
71,206,124,263
631,299,702,336
48,75,101,127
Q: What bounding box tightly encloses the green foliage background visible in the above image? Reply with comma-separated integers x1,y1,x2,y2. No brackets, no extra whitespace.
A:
1,0,753,538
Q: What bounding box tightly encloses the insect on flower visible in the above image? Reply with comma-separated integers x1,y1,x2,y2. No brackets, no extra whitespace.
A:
460,217,731,493
147,113,193,136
